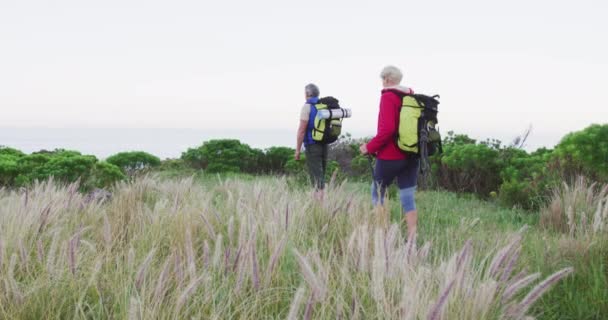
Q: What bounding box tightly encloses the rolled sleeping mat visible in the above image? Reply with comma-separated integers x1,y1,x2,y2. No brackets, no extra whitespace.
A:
316,108,352,119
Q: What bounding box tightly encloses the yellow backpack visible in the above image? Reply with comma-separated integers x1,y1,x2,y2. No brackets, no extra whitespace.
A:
311,97,342,144
389,91,442,176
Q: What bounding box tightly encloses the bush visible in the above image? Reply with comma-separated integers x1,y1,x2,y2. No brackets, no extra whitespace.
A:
328,133,370,177
554,124,608,182
106,151,161,175
91,162,126,188
182,139,254,173
27,153,98,185
0,154,21,187
262,146,294,174
0,146,25,157
434,142,504,195
498,148,558,209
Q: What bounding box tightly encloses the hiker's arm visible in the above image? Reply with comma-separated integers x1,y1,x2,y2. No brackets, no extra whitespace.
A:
295,120,307,160
366,94,398,154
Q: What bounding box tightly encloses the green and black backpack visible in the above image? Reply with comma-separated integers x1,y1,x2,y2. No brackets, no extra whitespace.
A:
310,96,342,144
388,90,443,173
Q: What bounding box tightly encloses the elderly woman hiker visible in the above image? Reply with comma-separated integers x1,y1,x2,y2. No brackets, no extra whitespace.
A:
360,66,420,239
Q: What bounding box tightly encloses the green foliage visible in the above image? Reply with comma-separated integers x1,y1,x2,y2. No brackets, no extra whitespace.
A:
329,133,370,176
554,124,608,181
29,154,98,184
434,142,504,195
350,155,372,178
498,148,558,209
442,131,476,145
182,139,254,173
106,151,161,175
262,146,294,174
91,161,126,188
0,146,25,157
0,154,21,187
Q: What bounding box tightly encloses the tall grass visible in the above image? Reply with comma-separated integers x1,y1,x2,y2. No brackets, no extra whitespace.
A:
541,176,608,237
0,176,572,319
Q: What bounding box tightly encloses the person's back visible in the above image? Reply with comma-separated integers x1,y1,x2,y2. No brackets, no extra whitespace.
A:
295,83,328,200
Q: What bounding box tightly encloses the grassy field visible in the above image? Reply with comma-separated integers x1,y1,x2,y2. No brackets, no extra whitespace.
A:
0,175,606,319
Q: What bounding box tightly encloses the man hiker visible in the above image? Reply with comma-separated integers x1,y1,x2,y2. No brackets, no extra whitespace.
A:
295,83,327,201
359,66,420,238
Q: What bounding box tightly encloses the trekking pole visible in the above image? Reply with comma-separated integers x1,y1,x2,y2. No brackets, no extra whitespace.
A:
367,155,380,195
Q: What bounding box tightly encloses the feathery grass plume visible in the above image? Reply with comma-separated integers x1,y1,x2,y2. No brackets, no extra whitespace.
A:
128,296,142,320
303,292,315,320
127,246,136,271
103,214,112,251
293,249,326,301
175,274,206,315
405,232,417,264
371,228,386,304
456,239,472,272
8,253,21,300
202,240,210,268
212,234,223,268
18,238,29,273
427,279,455,320
418,241,431,261
287,286,307,320
285,203,290,231
501,273,541,303
357,225,369,272
232,245,243,272
489,235,521,278
135,248,156,291
227,215,235,247
250,233,260,290
36,239,44,263
154,253,174,305
507,267,574,319
265,236,287,285
592,196,605,232
37,204,52,234
0,237,4,269
500,246,521,283
185,228,197,280
174,251,184,286
68,238,78,276
45,231,59,275
566,205,575,236
200,211,216,239
223,247,231,275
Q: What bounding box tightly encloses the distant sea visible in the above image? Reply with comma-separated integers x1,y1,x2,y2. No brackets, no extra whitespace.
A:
0,128,299,160
1,127,561,160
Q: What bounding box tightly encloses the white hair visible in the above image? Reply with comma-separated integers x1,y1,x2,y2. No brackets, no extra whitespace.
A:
305,83,320,97
380,65,403,84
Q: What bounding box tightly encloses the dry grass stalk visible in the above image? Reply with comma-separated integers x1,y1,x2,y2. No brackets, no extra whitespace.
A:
287,286,307,320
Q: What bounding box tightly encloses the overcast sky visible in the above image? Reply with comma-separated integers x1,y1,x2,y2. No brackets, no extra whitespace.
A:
1,0,606,149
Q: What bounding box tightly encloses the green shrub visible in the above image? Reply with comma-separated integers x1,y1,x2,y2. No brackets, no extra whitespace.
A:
28,154,98,185
434,142,504,195
498,148,558,209
0,146,25,157
182,139,254,173
262,146,294,174
91,162,126,188
106,151,161,175
554,124,608,182
0,154,21,187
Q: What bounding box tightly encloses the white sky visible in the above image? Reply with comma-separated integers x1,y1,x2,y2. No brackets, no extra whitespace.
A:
1,0,607,149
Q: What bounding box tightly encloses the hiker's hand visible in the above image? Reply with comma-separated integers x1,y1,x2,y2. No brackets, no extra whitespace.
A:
295,151,301,160
359,144,368,155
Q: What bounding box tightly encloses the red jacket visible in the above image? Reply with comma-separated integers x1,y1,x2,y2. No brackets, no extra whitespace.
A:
366,86,414,160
